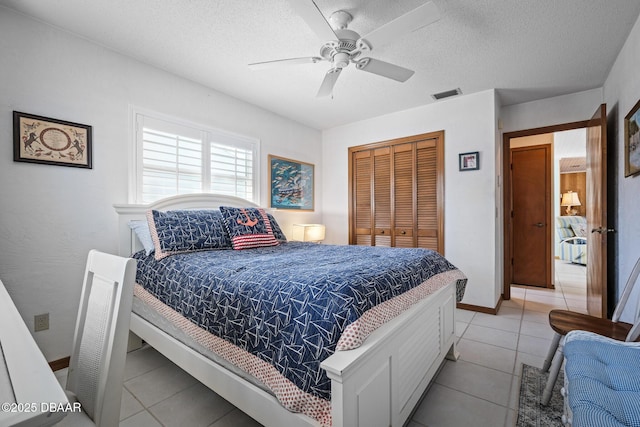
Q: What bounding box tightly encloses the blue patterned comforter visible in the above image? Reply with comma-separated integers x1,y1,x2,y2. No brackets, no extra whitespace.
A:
133,242,461,400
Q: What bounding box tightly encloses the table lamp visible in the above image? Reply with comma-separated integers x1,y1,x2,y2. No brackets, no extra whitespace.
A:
560,191,581,215
291,224,326,242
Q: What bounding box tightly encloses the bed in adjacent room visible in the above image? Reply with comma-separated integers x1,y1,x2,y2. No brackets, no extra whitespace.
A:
114,194,467,427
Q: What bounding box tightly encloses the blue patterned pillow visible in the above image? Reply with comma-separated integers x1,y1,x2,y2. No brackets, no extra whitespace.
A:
147,209,231,260
219,206,279,250
267,213,287,242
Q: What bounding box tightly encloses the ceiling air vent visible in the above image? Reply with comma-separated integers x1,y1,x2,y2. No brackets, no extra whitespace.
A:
431,88,462,101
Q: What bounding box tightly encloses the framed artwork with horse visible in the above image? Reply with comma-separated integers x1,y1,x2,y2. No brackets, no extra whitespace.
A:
13,111,92,169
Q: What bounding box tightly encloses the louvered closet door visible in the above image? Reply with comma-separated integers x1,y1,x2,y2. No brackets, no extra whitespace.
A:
353,151,372,246
349,131,444,253
374,148,392,246
393,143,415,247
416,140,441,251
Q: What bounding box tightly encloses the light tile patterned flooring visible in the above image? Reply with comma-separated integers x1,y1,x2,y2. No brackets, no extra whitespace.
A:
54,260,586,427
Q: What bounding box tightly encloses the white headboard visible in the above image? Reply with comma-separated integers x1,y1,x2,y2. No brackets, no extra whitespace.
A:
113,194,260,256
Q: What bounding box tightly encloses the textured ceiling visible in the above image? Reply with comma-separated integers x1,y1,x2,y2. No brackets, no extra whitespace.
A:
560,157,586,174
2,0,640,130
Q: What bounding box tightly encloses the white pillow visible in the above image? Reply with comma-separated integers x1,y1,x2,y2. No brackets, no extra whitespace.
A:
570,223,587,238
128,220,155,255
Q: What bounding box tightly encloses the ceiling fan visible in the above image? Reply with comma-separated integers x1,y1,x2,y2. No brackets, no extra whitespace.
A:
249,1,440,97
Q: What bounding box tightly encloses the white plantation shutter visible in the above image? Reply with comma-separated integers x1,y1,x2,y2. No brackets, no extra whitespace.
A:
134,111,259,203
140,117,203,202
210,142,254,200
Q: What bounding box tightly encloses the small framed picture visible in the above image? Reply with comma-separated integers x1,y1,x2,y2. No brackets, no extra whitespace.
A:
459,151,479,171
13,111,92,169
624,99,640,178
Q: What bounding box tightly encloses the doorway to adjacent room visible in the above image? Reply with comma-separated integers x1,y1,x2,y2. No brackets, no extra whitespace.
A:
503,105,609,317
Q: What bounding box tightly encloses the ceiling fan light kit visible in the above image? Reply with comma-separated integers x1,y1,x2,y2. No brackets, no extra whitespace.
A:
328,10,352,30
249,1,441,97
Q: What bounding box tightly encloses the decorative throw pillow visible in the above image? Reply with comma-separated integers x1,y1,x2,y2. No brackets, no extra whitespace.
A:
147,209,232,260
570,223,587,238
267,213,287,242
219,206,279,250
128,220,155,255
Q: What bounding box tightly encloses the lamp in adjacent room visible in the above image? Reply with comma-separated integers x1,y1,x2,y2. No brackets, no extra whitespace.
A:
560,191,581,215
291,224,326,243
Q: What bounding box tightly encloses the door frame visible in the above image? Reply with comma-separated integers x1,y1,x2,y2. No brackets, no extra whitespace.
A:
502,120,589,300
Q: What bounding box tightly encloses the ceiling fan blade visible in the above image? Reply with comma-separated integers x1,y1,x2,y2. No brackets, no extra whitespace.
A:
317,68,342,97
359,1,440,50
356,58,414,82
287,0,338,42
249,57,323,70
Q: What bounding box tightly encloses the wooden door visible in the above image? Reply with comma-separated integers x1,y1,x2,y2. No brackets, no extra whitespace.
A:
511,145,552,287
352,151,372,246
393,143,415,247
416,140,442,252
586,104,608,317
392,140,442,250
374,148,392,246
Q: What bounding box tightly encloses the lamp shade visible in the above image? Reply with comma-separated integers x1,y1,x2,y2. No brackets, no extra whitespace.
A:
291,224,326,242
560,191,581,206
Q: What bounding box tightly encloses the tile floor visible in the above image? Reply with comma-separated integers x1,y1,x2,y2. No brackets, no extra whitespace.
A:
54,260,587,427
409,260,586,427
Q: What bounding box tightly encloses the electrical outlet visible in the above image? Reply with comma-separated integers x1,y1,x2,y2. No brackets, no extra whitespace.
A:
34,313,49,332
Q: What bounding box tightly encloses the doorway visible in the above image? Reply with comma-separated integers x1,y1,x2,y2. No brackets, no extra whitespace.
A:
503,121,588,299
502,104,615,318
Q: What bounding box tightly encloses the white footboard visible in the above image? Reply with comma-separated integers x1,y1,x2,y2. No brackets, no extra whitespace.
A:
321,282,456,427
129,280,456,427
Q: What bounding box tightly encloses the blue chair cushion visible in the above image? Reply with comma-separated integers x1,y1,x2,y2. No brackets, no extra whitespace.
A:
565,339,640,427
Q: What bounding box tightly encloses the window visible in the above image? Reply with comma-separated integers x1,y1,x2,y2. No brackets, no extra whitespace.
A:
133,111,259,203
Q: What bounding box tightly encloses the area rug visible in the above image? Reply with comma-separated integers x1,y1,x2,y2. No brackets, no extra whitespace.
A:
516,364,564,427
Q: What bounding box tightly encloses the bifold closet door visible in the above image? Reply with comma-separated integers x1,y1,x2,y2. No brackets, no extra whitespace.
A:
373,147,392,247
351,147,393,247
349,131,444,254
352,150,372,246
416,140,441,252
393,143,415,247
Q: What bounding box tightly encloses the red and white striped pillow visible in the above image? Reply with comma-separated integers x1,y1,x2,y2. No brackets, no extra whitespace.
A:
219,206,279,250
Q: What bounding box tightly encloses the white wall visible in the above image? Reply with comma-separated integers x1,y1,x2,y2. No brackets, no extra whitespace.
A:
603,13,640,323
0,8,322,361
501,88,603,133
322,90,501,309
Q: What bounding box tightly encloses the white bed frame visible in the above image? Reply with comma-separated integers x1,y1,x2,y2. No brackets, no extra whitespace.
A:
114,194,460,427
